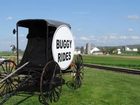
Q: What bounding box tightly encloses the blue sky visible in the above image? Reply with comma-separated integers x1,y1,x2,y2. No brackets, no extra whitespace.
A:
0,0,140,50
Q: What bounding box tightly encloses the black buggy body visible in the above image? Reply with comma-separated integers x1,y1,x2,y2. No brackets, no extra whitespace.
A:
17,19,70,72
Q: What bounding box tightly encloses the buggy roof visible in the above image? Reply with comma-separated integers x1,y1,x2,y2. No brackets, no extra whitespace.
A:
17,19,71,38
17,19,71,28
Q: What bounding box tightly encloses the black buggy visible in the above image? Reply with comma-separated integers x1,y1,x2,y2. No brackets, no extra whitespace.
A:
0,19,84,105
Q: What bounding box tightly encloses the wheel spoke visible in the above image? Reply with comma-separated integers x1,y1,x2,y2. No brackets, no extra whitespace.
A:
0,75,4,79
10,80,17,89
10,63,14,73
8,62,11,73
1,83,6,95
5,62,8,73
8,83,13,93
0,82,5,89
6,83,10,94
1,64,6,74
50,91,53,103
54,88,60,99
52,91,57,102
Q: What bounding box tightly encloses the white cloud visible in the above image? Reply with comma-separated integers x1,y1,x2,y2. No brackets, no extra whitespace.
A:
77,28,82,31
6,16,13,20
119,35,128,39
77,34,140,46
130,36,140,40
108,35,118,40
80,36,90,41
127,15,140,20
128,28,134,32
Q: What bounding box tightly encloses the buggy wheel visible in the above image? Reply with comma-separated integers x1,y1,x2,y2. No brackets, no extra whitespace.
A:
74,54,84,89
0,60,19,96
66,54,84,89
40,61,62,105
66,63,84,89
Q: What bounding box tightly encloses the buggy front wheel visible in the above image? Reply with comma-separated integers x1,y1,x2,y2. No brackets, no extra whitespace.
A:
39,61,63,105
66,54,84,89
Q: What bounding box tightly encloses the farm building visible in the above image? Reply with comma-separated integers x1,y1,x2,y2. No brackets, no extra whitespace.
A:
117,48,121,54
132,48,138,52
125,47,131,51
74,49,81,54
90,47,103,55
125,46,138,52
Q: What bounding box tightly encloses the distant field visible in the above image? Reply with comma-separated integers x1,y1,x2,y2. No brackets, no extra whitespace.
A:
2,67,140,105
83,55,140,69
0,52,13,56
1,52,140,69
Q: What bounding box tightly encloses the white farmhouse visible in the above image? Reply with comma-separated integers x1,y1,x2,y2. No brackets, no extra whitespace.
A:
90,47,103,55
74,49,81,55
125,46,138,52
125,47,132,51
132,48,138,52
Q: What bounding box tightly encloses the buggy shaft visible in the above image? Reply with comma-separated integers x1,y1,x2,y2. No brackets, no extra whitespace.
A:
0,62,29,83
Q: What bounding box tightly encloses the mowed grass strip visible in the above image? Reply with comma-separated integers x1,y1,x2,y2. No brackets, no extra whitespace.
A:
83,55,140,69
3,67,140,105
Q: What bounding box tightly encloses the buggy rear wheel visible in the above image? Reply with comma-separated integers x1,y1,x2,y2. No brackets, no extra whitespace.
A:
40,61,63,105
0,60,19,96
66,63,84,89
66,54,84,89
74,54,84,88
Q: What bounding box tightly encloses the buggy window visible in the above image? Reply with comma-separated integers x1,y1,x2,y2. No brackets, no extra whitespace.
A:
18,27,28,62
18,27,28,50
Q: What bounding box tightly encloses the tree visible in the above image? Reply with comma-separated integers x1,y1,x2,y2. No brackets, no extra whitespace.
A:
137,48,140,54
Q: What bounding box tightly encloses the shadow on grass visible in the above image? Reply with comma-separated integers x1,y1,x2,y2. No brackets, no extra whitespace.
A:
13,93,34,105
0,92,35,105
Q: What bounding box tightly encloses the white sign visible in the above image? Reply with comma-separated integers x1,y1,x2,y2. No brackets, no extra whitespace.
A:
52,25,75,70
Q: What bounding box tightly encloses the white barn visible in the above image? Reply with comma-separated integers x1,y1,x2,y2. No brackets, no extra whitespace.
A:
74,49,81,55
125,47,138,52
132,48,138,52
90,47,103,55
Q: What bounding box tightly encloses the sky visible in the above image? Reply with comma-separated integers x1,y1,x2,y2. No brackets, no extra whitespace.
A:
0,0,140,50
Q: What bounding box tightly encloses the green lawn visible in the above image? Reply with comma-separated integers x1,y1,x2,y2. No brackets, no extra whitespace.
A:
0,52,13,56
83,55,140,69
3,67,140,105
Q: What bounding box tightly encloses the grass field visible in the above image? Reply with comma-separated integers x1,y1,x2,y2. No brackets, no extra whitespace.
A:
2,67,140,105
83,55,140,69
0,52,13,56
